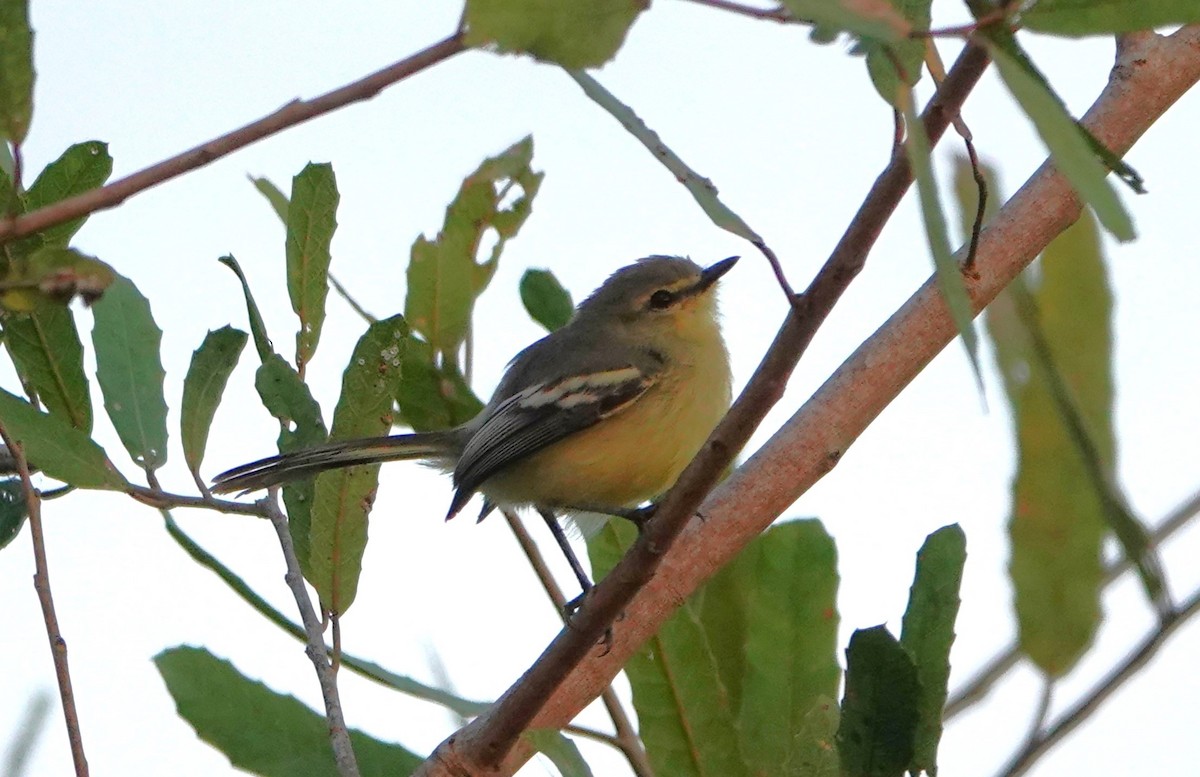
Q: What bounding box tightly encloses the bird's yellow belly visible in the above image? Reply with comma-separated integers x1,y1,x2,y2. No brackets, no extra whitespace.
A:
482,357,730,510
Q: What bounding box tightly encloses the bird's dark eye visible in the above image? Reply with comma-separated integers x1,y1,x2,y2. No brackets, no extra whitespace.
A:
648,289,674,309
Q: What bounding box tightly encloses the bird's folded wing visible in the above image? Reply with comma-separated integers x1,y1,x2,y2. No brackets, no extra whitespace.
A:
452,365,657,504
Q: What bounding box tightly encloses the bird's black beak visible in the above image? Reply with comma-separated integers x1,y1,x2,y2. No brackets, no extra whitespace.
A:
696,255,739,292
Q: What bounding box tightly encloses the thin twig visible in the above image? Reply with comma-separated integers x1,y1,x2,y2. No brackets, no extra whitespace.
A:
682,0,796,24
504,511,655,777
125,483,267,517
945,485,1200,719
416,42,995,777
262,493,360,777
995,586,1200,777
0,33,466,244
0,423,89,776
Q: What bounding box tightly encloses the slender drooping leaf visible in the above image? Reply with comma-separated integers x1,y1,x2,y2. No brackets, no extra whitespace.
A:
738,519,841,775
255,354,328,571
1022,0,1200,36
568,71,763,244
519,268,573,332
219,255,273,362
308,315,407,614
984,37,1134,240
0,303,92,431
0,0,34,145
899,525,966,777
162,513,491,717
863,0,932,107
837,626,920,777
465,0,646,68
0,477,27,550
590,522,749,777
22,141,114,247
0,388,126,489
180,327,248,476
91,274,169,471
523,729,594,777
405,137,542,361
904,99,982,386
250,175,289,223
395,336,484,432
286,162,339,373
999,209,1129,674
155,647,422,776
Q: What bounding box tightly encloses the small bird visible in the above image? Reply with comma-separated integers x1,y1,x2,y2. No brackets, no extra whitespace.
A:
213,255,736,594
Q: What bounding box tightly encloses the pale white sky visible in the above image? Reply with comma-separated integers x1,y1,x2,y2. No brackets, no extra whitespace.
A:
3,3,1199,776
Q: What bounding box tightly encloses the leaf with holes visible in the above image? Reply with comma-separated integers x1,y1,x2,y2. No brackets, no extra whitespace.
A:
309,316,407,614
91,274,169,471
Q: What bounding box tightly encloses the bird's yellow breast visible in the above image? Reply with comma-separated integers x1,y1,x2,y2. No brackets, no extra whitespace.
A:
482,322,731,510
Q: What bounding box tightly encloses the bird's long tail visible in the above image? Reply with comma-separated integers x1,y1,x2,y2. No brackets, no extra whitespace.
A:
210,431,460,494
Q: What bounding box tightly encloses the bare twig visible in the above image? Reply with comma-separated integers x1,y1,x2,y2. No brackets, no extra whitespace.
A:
262,493,360,777
946,486,1200,718
0,33,466,244
416,41,994,776
504,511,655,777
996,586,1200,777
0,424,89,776
682,0,796,24
125,483,267,517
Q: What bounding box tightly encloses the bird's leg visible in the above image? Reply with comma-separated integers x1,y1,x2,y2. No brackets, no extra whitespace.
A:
538,508,614,654
562,502,658,533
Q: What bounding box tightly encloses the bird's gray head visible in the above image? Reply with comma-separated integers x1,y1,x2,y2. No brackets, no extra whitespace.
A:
575,255,739,326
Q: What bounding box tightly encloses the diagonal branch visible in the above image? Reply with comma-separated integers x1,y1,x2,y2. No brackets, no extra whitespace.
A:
415,40,994,776
0,33,466,245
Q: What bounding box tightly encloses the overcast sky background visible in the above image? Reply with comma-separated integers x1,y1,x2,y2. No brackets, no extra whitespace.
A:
2,3,1199,776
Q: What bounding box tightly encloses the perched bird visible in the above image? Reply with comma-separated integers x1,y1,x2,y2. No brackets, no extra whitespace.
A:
213,255,736,593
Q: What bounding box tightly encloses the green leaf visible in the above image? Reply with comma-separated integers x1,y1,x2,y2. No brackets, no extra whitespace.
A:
255,354,328,574
181,327,248,477
519,268,573,332
219,254,273,362
523,729,594,777
904,99,982,386
589,522,749,777
0,477,27,550
154,646,422,776
695,545,754,713
899,525,966,777
464,0,646,68
984,37,1135,241
250,175,289,223
863,0,931,107
22,142,114,247
0,303,92,431
0,387,126,489
837,626,920,777
780,0,910,42
308,315,407,614
738,519,841,776
792,697,841,777
286,162,339,373
568,71,763,244
1021,0,1200,36
0,245,115,312
91,274,169,471
394,336,485,432
997,210,1125,675
0,0,34,145
404,137,542,361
